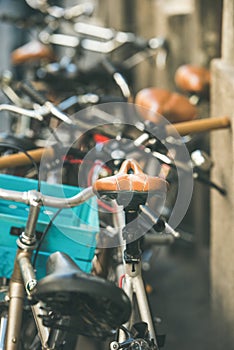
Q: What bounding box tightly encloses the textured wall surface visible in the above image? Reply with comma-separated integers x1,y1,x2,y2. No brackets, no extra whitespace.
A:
210,1,234,346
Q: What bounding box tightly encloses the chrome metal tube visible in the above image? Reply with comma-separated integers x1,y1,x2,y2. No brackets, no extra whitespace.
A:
17,253,50,348
23,205,41,243
42,186,94,208
17,254,37,294
0,104,43,121
5,281,25,350
0,313,8,350
0,188,28,204
0,187,94,208
118,273,133,343
133,271,157,346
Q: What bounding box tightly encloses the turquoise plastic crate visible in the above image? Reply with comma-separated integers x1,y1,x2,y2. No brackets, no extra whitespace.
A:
0,174,99,278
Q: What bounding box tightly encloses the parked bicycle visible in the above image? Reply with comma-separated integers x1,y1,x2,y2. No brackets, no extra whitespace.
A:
0,170,130,349
0,98,231,348
8,2,168,100
0,146,184,350
0,3,230,349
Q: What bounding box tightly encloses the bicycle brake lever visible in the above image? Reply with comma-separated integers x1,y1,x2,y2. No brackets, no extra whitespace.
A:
164,222,180,238
18,81,73,125
193,172,226,196
139,205,180,238
43,101,73,125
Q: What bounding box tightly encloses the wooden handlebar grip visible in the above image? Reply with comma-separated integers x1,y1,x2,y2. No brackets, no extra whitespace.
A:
0,147,55,170
168,116,231,136
0,117,230,170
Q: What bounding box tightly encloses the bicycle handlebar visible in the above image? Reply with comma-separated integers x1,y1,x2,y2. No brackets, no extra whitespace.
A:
101,58,132,100
0,114,230,170
25,1,94,20
79,33,168,57
0,148,54,169
33,19,169,59
0,186,94,208
134,116,231,144
0,3,93,28
0,100,73,125
0,104,43,121
74,22,168,53
167,116,231,136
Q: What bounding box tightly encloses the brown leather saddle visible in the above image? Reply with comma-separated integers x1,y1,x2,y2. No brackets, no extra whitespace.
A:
11,40,55,65
135,87,198,124
93,158,167,194
174,64,210,95
93,159,168,208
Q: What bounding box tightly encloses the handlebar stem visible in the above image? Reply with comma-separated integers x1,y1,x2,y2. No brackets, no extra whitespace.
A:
18,191,43,248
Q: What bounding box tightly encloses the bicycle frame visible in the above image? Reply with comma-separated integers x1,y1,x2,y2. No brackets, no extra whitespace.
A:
118,257,157,345
112,208,158,349
0,186,94,349
4,191,50,349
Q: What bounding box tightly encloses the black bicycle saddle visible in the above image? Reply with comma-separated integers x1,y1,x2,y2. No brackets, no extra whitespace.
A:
32,251,131,339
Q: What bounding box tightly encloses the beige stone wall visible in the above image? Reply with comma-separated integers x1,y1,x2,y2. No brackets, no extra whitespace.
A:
210,59,234,345
210,0,234,345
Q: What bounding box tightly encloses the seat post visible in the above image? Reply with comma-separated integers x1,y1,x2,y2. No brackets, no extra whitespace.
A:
120,196,159,348
122,203,143,269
